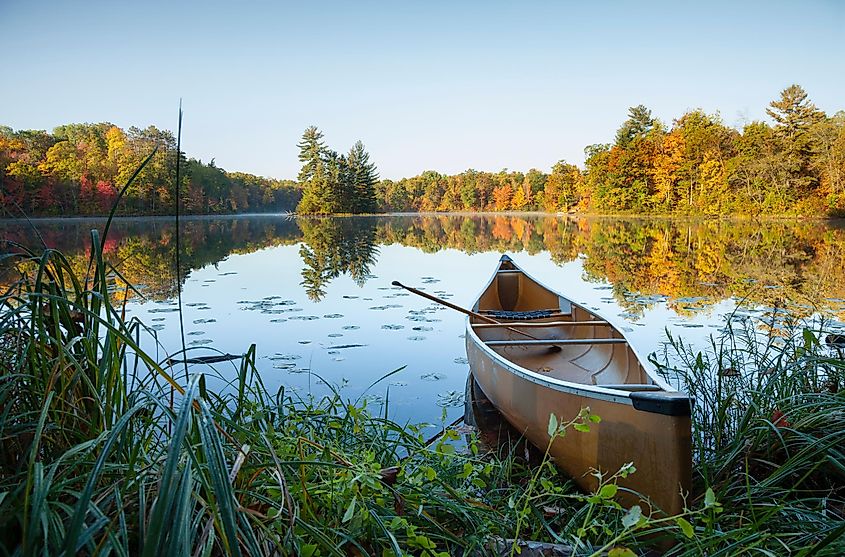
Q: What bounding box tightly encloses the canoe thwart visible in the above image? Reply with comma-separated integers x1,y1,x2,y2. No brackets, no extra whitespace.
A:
472,320,610,329
630,391,693,416
486,338,627,346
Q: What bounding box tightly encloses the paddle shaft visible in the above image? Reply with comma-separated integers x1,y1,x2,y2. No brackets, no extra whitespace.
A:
391,280,542,341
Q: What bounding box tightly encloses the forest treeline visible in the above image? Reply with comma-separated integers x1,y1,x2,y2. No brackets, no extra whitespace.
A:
0,123,300,216
2,84,843,217
377,85,845,216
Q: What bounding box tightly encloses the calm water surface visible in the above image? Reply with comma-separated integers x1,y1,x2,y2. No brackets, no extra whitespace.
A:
4,214,845,425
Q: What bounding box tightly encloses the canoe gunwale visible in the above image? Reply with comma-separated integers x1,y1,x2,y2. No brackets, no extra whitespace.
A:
466,326,638,405
466,254,681,408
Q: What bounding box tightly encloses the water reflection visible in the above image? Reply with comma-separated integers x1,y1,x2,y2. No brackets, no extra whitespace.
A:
2,214,845,315
4,214,845,425
298,217,378,301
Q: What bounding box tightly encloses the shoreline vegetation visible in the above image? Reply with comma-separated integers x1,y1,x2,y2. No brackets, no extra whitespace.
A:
2,213,844,555
4,84,844,219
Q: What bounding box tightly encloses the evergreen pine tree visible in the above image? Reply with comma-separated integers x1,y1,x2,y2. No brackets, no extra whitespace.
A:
347,140,379,213
766,85,825,195
766,84,824,143
324,150,348,213
296,126,332,214
296,128,380,214
615,105,656,148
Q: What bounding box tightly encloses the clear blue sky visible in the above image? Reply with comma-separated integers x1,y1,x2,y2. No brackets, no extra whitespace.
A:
2,0,843,180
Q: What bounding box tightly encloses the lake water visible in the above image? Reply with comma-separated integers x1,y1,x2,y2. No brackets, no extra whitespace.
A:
3,214,845,426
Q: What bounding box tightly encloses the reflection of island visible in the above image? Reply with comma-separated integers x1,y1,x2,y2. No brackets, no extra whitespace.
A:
3,215,845,315
298,217,378,301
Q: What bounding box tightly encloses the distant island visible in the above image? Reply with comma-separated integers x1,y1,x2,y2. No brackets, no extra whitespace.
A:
2,84,842,218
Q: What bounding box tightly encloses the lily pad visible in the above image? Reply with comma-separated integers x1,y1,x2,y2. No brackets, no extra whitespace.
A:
436,390,464,407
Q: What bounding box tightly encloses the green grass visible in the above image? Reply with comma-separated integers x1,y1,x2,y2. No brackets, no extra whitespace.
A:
653,313,845,555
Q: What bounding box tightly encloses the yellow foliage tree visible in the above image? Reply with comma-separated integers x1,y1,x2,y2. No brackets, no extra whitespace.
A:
651,131,685,209
510,184,528,210
697,152,729,213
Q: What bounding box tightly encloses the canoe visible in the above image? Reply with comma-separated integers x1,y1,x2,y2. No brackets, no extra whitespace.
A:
465,255,692,515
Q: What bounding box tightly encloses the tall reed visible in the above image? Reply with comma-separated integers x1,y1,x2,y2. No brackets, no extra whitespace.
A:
652,313,845,555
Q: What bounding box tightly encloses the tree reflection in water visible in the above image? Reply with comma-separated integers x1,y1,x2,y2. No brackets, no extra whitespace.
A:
1,215,844,318
297,217,378,301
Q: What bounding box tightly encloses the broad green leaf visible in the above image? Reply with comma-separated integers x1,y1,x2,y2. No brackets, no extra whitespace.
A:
548,413,559,436
342,496,357,523
609,548,637,557
573,423,591,433
705,487,716,507
621,505,642,528
676,517,694,538
599,484,618,499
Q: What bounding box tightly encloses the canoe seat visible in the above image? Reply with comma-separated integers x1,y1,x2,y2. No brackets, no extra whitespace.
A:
481,309,560,320
596,384,663,392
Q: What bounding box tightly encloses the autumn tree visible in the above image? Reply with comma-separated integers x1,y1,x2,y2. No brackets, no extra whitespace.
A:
543,161,581,212
492,182,512,211
510,182,528,210
809,111,845,207
650,131,685,210
459,170,479,210
523,169,547,209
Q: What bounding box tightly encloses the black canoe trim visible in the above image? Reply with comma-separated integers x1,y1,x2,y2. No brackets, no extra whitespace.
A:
630,391,693,416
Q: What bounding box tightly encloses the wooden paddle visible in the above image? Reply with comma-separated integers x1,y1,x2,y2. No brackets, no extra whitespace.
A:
391,280,561,351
